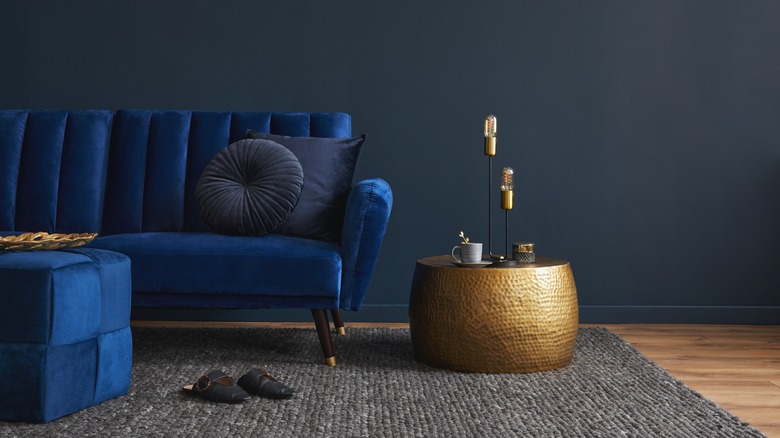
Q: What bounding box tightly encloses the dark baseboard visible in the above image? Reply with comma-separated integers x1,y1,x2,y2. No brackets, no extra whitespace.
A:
131,305,780,324
579,305,780,324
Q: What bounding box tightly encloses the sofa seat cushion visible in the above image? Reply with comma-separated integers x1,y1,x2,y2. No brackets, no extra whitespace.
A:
88,232,342,301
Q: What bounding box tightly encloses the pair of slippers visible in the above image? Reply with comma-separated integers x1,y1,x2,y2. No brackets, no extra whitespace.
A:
182,368,294,403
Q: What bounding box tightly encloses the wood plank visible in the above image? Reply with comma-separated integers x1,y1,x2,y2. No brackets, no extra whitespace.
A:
757,426,780,438
725,407,780,426
640,355,780,369
584,324,780,336
614,334,723,348
704,335,780,349
690,387,780,410
684,380,780,400
654,364,780,382
634,348,780,361
705,396,780,412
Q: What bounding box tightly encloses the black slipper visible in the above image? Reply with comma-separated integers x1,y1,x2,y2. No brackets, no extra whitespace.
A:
237,368,295,399
182,370,251,403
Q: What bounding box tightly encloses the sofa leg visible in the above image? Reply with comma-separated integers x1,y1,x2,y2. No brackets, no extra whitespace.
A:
331,309,346,335
311,309,336,366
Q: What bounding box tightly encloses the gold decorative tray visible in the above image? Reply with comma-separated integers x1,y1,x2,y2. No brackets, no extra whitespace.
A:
0,232,97,251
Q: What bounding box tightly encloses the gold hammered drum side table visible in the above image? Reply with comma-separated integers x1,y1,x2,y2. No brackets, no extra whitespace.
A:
409,256,579,373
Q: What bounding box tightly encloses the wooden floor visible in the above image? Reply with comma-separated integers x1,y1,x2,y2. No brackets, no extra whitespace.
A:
133,321,780,437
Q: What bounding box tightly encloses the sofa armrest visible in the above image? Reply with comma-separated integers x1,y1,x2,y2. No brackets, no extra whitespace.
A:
339,178,393,311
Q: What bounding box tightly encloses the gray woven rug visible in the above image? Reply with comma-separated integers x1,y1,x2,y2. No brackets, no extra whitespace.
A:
0,327,764,437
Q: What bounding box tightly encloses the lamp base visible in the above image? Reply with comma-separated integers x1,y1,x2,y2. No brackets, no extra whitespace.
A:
489,259,520,268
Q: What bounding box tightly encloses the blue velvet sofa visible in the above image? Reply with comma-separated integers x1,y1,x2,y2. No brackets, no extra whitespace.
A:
0,109,393,366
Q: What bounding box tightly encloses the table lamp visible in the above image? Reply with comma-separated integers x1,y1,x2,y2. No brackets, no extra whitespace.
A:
484,115,497,261
497,167,519,267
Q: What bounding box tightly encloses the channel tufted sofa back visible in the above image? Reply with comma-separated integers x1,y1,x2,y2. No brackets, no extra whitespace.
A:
101,110,351,235
0,110,352,236
0,110,113,234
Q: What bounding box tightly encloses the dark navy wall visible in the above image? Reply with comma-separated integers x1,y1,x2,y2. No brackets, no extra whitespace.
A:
2,1,779,323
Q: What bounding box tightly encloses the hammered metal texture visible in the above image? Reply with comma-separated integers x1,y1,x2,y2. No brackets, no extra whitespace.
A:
409,256,579,374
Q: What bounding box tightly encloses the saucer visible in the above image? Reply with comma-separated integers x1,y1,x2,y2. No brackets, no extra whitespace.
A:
452,260,492,268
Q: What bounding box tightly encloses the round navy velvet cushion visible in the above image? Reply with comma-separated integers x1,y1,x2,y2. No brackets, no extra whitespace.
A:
195,139,304,236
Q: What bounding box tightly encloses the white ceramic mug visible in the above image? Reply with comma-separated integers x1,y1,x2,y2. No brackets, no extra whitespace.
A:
451,242,483,263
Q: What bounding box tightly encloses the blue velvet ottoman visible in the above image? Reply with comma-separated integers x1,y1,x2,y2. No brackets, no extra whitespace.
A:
0,248,132,423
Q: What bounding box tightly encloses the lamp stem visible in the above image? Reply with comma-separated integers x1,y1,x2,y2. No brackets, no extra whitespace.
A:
505,209,509,259
488,155,493,259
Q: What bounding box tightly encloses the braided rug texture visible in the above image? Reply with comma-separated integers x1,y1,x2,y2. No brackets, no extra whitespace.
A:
0,327,764,437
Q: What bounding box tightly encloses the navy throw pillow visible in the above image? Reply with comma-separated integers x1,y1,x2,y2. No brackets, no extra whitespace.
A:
246,130,365,242
195,139,304,236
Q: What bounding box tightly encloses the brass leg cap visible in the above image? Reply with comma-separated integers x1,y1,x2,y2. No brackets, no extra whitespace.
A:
336,327,346,335
324,356,337,367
